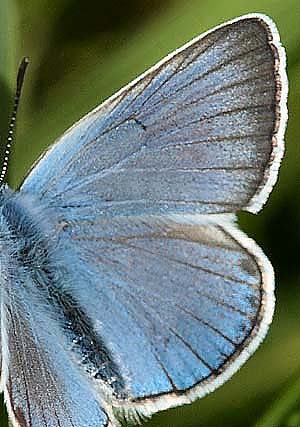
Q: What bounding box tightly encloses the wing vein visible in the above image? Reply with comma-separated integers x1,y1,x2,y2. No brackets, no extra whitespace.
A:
96,239,260,288
176,304,238,346
141,71,273,120
169,327,214,371
142,42,270,114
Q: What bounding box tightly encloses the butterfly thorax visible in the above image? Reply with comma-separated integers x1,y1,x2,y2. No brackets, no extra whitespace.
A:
0,185,56,285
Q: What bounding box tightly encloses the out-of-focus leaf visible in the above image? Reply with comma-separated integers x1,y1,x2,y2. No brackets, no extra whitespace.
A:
255,375,300,427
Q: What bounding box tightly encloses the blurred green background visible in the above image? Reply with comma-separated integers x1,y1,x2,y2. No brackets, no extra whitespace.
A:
1,0,300,426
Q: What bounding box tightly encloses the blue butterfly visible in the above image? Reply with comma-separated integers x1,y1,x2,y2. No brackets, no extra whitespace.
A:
0,13,287,427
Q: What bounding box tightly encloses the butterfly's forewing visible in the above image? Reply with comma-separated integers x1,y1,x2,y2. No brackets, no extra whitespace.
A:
21,15,286,216
4,13,287,427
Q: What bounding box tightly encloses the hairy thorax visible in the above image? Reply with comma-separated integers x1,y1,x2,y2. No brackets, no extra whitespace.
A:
0,186,56,288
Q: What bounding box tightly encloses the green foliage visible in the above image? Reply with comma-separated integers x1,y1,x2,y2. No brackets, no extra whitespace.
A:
1,1,300,426
256,375,300,426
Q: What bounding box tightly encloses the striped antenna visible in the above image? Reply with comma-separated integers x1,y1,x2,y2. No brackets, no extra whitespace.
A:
0,57,29,184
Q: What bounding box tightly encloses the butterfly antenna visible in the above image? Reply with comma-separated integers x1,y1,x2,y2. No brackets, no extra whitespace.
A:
0,57,29,184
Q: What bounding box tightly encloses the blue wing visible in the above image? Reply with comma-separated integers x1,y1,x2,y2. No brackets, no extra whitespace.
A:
49,214,274,419
14,13,286,424
21,15,286,216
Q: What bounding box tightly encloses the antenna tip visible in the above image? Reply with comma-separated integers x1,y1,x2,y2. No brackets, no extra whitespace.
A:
17,57,29,90
22,57,30,65
20,57,30,70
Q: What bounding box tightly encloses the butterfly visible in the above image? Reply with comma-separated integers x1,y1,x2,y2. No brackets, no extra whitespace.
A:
0,12,287,427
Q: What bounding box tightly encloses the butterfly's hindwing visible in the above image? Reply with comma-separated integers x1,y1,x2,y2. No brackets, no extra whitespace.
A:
52,213,273,416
